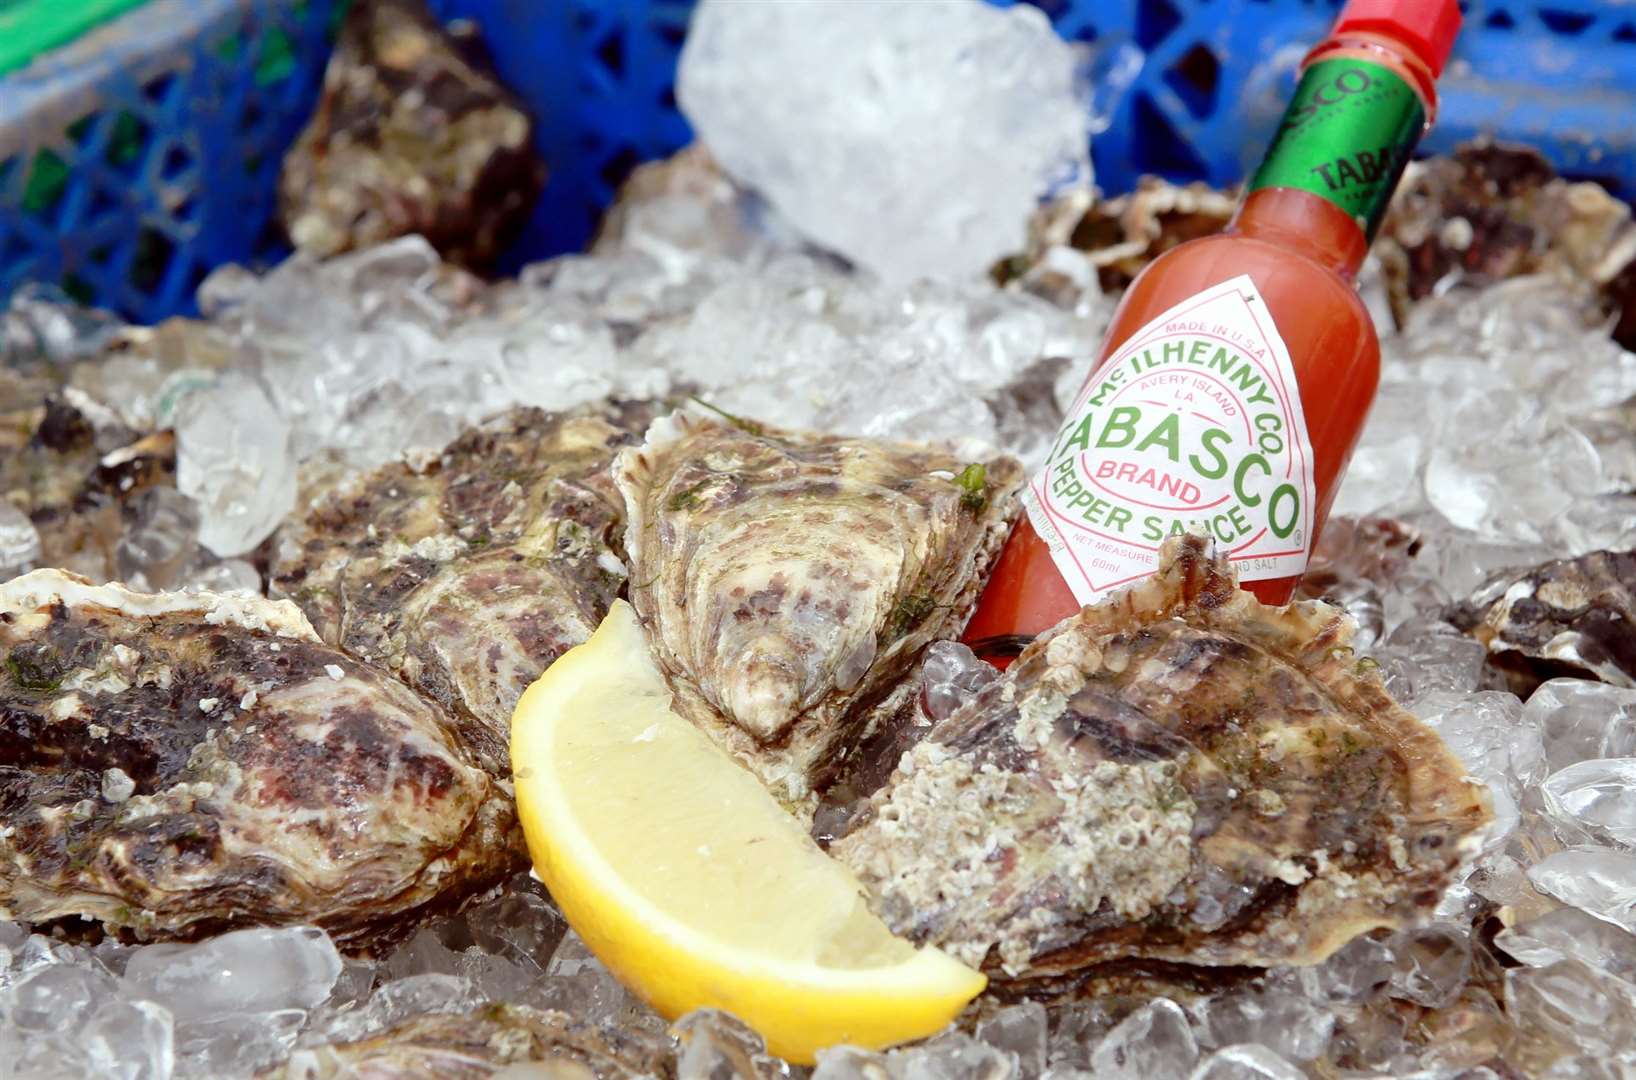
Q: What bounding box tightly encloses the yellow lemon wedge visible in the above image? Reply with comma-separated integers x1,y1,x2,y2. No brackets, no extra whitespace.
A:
510,599,986,1064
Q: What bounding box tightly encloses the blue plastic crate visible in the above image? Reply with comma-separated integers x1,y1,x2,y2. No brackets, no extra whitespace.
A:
4,0,1636,322
441,0,1636,264
0,0,341,322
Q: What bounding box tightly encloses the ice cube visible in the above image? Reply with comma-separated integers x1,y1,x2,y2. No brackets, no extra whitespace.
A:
921,641,1000,724
1186,1044,1305,1080
1089,998,1198,1079
673,1009,789,1080
1541,757,1636,848
181,558,261,595
628,254,1097,451
1322,999,1409,1072
1385,924,1471,1009
461,874,568,972
1527,847,1636,935
1412,689,1541,844
121,925,342,1023
1330,382,1429,518
173,372,297,557
1042,1002,1119,1073
1194,987,1333,1063
113,488,202,591
3,282,126,362
180,1007,307,1077
813,1045,895,1080
5,962,119,1031
1505,958,1636,1060
892,1028,1016,1080
1496,905,1636,984
0,500,41,580
1295,933,1395,1005
976,1002,1048,1078
313,973,483,1046
1373,616,1488,704
541,932,666,1037
1525,679,1636,772
82,998,175,1080
678,0,1091,283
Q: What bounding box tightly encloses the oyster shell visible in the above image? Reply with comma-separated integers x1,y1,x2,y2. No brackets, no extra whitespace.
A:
277,0,546,269
1,393,179,583
1001,178,1236,309
614,410,1024,804
261,1003,670,1079
272,405,652,776
1453,548,1636,695
833,535,1491,979
1061,178,1237,293
1375,141,1636,345
0,571,521,949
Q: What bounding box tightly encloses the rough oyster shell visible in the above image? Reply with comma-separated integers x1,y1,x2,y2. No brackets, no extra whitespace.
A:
0,571,521,950
0,393,178,583
272,405,652,776
261,1002,670,1078
277,0,546,269
833,535,1491,979
1375,140,1636,346
1001,178,1236,309
614,410,1024,804
1453,547,1636,695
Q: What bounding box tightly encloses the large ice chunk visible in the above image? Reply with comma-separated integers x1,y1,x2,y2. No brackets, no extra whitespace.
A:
173,372,297,557
0,500,40,580
121,925,342,1022
1528,847,1636,935
678,0,1091,282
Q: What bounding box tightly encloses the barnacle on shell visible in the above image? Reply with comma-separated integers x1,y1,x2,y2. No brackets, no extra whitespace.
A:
834,535,1492,980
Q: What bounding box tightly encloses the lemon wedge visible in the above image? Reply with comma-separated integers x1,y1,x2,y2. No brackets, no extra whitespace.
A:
510,599,985,1063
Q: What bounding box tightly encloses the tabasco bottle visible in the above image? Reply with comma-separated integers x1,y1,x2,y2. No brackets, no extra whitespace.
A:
965,0,1460,667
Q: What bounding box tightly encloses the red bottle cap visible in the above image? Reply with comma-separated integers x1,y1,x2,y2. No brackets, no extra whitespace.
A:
1333,0,1463,77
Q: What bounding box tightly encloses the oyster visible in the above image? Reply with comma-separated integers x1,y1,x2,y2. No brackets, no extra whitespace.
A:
1375,141,1636,345
0,317,230,584
1453,548,1636,695
592,144,767,261
1060,177,1237,293
1,393,180,583
614,410,1024,803
833,535,1491,979
1001,178,1236,309
0,571,520,949
278,0,546,269
271,405,652,776
261,1003,670,1079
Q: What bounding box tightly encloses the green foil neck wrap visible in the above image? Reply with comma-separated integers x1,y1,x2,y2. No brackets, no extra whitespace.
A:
1247,57,1427,243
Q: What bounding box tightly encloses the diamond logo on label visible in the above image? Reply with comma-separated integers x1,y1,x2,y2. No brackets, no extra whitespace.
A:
1023,275,1316,604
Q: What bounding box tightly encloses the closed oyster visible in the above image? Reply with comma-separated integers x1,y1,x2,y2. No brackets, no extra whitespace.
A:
1375,141,1636,345
277,0,546,269
261,1003,670,1079
272,405,651,776
614,410,1024,804
1453,547,1636,695
0,571,521,950
833,535,1491,979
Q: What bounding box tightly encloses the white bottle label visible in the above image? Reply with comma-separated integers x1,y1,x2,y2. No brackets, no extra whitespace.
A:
1023,274,1316,604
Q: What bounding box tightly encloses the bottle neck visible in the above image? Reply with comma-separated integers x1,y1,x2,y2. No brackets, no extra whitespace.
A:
1230,188,1372,279
1232,30,1439,280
